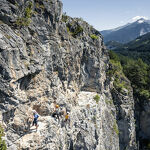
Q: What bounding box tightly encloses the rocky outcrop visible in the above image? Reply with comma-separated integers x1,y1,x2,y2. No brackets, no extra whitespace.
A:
0,0,137,149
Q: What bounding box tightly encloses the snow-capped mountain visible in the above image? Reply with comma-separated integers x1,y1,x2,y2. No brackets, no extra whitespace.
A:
101,17,150,43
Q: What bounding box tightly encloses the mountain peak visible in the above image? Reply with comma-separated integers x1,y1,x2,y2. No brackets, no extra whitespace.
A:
131,16,148,23
137,19,145,24
101,16,150,43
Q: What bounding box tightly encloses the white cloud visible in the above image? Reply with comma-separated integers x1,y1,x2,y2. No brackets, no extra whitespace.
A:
131,16,148,22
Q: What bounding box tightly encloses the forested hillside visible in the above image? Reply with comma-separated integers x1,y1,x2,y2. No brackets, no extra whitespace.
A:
114,32,150,64
109,51,150,100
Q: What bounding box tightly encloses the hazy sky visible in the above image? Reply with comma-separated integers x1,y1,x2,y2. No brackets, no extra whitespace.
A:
61,0,150,31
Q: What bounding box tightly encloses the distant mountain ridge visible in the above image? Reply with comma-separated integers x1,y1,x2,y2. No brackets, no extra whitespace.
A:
101,18,150,43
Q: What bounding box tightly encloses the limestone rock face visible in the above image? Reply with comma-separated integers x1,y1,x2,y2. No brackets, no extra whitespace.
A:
0,0,136,149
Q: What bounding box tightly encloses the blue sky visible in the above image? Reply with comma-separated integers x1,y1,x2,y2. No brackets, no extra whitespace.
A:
61,0,150,30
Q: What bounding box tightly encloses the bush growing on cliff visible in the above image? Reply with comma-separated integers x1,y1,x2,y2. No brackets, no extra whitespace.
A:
16,1,33,27
0,125,7,150
62,14,68,22
25,2,33,18
72,25,83,37
105,99,113,105
16,18,31,27
107,51,122,78
66,23,83,37
139,89,150,99
113,120,119,135
93,94,100,103
35,2,45,10
113,78,129,94
90,34,99,40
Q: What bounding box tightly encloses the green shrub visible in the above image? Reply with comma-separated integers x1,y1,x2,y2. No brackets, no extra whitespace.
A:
66,23,72,33
0,125,7,150
62,15,68,22
105,99,113,105
35,2,45,10
16,2,33,27
25,2,33,18
106,69,115,78
114,79,128,94
66,27,70,33
93,94,100,103
90,34,99,40
72,25,83,37
4,34,11,39
113,121,119,135
109,59,123,73
16,17,31,27
66,23,83,38
139,89,150,99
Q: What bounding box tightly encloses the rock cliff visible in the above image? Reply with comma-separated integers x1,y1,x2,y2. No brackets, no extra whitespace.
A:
0,0,137,149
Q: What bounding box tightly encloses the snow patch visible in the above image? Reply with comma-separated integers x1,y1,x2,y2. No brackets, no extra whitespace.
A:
131,16,148,22
138,20,144,24
140,28,146,36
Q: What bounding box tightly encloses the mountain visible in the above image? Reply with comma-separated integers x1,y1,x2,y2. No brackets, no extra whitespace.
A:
101,18,150,43
114,32,150,64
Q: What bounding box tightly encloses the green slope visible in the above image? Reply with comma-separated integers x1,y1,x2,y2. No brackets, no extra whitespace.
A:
114,32,150,64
